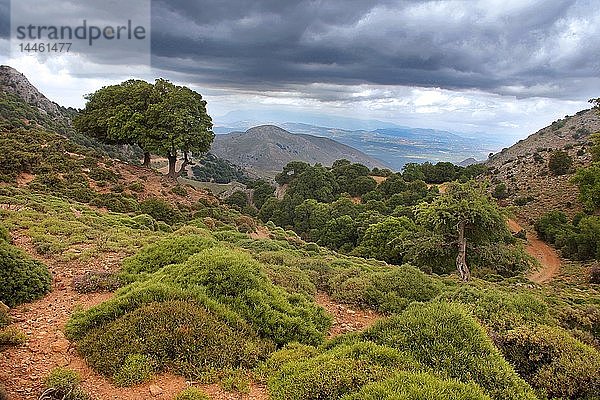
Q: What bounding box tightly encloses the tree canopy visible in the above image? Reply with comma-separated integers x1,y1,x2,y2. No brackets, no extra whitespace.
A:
74,79,213,178
416,181,509,281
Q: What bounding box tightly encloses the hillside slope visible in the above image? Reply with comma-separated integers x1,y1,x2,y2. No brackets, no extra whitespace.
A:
486,108,600,224
211,125,387,176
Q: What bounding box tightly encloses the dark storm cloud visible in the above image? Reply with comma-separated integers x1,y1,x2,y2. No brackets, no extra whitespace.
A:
150,0,600,99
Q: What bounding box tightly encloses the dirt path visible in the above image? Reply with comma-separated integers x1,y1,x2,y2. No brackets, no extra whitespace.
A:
0,236,268,400
507,219,561,283
315,292,382,338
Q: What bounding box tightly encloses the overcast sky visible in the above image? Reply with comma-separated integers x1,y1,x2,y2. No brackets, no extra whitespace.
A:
0,0,598,138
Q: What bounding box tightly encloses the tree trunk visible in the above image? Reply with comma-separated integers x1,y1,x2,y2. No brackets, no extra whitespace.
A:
167,154,177,179
456,220,471,281
176,151,191,178
142,152,151,167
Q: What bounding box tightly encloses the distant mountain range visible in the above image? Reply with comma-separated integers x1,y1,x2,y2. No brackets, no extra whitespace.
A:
215,121,508,170
211,125,387,177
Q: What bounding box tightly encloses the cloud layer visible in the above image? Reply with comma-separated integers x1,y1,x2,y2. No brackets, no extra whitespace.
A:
151,0,600,99
0,0,597,137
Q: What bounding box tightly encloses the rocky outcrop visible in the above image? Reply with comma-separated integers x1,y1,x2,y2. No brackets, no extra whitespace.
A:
0,65,61,116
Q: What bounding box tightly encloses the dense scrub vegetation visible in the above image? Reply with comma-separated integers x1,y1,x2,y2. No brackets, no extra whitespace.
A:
535,211,600,260
259,159,528,279
0,91,143,164
0,223,51,307
262,302,537,400
190,153,249,184
2,179,598,397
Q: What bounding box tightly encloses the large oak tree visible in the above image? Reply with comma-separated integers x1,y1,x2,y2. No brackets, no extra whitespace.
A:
74,79,213,178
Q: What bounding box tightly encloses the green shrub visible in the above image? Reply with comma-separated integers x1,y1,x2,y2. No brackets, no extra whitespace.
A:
120,234,217,276
174,387,210,400
0,224,9,242
113,354,155,386
224,191,249,209
329,265,441,313
148,248,331,345
341,371,491,400
264,264,316,297
493,183,509,199
130,214,158,230
0,326,27,347
361,302,537,400
0,241,52,307
254,343,319,382
267,341,418,400
498,325,600,399
221,369,250,393
75,300,273,383
73,271,122,293
128,181,145,192
0,302,9,328
548,151,573,175
44,368,80,392
441,285,550,333
43,368,89,400
139,197,181,224
171,185,188,196
89,193,139,213
514,196,534,206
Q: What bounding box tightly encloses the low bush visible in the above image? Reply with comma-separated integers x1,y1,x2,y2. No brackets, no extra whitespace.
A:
0,224,9,242
72,271,122,293
174,387,210,400
548,151,573,175
139,197,182,225
514,196,534,206
43,368,89,400
267,341,418,400
75,300,273,383
360,302,537,400
441,285,550,333
120,234,216,276
89,193,139,213
128,182,145,192
221,369,250,393
171,185,188,197
68,247,331,383
113,354,155,386
341,371,491,400
329,265,441,313
0,326,27,347
263,264,316,297
498,325,600,400
0,241,52,307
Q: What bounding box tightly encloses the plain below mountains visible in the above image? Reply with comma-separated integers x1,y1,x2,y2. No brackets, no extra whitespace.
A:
216,121,510,170
211,125,387,176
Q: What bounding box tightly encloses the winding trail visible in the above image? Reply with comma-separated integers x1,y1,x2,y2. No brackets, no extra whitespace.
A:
507,219,561,283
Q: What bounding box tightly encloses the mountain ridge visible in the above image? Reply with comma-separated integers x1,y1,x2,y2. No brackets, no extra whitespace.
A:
211,124,387,176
